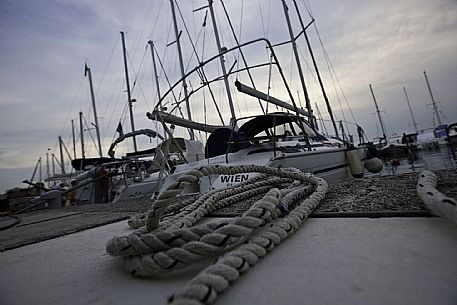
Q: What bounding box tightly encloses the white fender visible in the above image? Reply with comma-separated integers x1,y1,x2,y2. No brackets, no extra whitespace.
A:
346,147,364,178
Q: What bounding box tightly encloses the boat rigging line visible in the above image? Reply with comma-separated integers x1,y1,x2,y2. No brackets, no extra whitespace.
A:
281,0,314,128
175,1,226,125
169,0,194,140
219,0,267,115
292,1,339,138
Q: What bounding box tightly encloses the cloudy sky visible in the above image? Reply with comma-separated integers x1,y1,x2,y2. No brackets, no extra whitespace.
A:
1,0,456,192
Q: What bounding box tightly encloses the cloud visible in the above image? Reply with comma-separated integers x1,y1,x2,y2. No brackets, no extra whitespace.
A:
0,0,456,190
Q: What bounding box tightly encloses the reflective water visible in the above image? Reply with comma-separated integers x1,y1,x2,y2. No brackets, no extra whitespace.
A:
371,144,456,176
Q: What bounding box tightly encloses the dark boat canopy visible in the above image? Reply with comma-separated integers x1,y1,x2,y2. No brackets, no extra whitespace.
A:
238,113,316,138
71,157,121,171
204,113,319,158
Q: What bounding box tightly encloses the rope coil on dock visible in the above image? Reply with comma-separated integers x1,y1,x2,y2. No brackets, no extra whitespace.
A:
106,164,327,304
417,170,457,225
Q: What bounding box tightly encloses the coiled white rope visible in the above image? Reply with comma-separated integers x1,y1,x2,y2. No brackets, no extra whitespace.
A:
417,170,457,225
106,164,327,304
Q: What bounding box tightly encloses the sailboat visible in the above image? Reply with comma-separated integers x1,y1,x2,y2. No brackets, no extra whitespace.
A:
141,1,385,195
148,35,380,195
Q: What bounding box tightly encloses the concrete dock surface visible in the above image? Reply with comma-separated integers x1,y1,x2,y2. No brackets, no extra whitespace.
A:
1,217,456,305
1,168,456,304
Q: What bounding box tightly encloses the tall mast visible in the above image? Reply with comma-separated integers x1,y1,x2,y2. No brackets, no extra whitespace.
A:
369,84,387,141
58,136,66,174
71,119,76,159
281,0,314,128
169,0,194,139
402,86,419,133
208,0,236,126
79,111,85,159
292,0,337,137
423,70,443,127
39,157,42,183
147,40,162,107
30,157,41,183
120,31,138,151
219,0,266,115
51,154,56,176
46,148,50,187
84,63,103,157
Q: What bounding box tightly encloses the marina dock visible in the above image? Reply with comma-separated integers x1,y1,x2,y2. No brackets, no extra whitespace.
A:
1,166,456,305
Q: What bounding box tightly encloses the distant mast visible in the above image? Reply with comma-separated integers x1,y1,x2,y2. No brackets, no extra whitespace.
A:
147,40,162,107
402,86,419,133
79,111,85,159
423,70,443,127
71,119,77,159
46,148,50,187
58,136,66,174
84,63,103,157
369,84,387,141
120,31,138,152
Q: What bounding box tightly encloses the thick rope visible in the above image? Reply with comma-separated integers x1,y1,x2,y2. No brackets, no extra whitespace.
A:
106,165,327,304
417,170,457,225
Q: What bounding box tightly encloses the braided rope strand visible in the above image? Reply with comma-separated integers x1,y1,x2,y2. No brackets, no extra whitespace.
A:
106,165,327,304
417,170,457,225
168,175,327,304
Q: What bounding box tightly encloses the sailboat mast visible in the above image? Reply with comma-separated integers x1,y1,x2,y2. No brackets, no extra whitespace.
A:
30,157,41,183
402,86,419,133
58,136,66,174
120,31,138,152
51,154,56,176
208,0,236,126
84,64,103,157
423,70,443,127
39,157,42,183
292,0,338,137
46,149,50,187
170,0,195,139
281,0,314,129
71,119,76,159
84,65,102,158
219,0,266,115
79,111,85,159
147,40,162,107
369,84,387,141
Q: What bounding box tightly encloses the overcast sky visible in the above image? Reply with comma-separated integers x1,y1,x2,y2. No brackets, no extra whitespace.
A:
1,0,456,192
